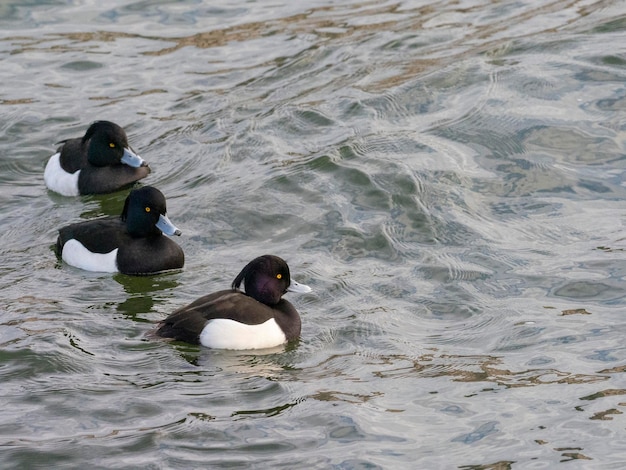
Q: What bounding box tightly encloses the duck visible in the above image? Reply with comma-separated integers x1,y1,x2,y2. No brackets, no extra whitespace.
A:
56,186,184,275
155,255,312,349
44,120,150,196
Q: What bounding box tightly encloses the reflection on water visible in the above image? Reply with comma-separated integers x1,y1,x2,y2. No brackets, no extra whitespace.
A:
2,0,626,468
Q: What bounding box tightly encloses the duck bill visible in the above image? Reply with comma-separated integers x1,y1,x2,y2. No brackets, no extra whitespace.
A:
288,280,312,294
121,147,148,168
156,214,182,236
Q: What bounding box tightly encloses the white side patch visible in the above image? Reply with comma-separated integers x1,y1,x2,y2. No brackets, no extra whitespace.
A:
44,152,80,196
199,318,287,350
62,239,118,273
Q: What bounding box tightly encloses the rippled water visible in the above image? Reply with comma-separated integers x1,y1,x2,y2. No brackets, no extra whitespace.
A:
2,0,626,468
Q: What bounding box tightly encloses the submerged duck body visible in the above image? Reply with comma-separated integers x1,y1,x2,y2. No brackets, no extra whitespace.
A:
156,255,312,350
56,186,184,275
44,120,150,196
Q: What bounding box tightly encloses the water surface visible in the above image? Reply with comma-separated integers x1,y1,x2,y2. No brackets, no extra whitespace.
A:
2,0,626,468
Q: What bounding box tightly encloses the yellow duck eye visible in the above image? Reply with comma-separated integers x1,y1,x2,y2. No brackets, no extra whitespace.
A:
276,274,282,279
109,142,116,148
145,207,151,213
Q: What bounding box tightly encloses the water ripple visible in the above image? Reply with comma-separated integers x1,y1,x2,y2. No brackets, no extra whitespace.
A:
3,0,626,468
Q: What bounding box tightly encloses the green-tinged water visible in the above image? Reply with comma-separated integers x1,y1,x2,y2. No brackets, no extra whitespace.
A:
2,1,626,468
